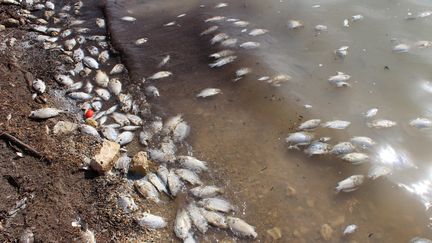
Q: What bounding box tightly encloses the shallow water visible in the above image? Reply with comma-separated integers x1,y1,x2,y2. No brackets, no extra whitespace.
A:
105,0,432,241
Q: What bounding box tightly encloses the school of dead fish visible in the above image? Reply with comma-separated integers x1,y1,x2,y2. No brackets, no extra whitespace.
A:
6,0,432,241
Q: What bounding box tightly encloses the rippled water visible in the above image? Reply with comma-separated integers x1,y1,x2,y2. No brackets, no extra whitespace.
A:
105,0,432,241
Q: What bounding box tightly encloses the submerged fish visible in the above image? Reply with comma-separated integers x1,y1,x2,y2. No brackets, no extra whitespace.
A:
298,119,321,130
226,217,257,239
367,119,397,128
330,142,355,155
249,28,268,36
285,132,314,146
304,141,331,156
209,55,237,68
328,72,351,87
368,165,392,180
341,153,369,165
197,88,221,98
158,55,170,67
148,71,172,80
322,120,351,129
239,41,260,49
121,16,136,22
287,20,303,29
409,118,432,129
200,25,218,36
335,175,365,193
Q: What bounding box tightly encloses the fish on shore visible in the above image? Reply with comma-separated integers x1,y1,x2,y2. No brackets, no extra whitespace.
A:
174,208,192,240
209,55,237,68
239,41,260,49
335,175,365,193
249,28,268,36
136,213,167,229
322,120,351,129
298,119,321,130
200,26,218,36
227,217,257,239
196,88,221,98
148,71,172,80
29,108,62,119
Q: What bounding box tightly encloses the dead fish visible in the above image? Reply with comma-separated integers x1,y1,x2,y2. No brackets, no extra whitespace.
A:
285,132,314,146
168,169,184,196
32,79,46,94
315,24,328,31
73,48,84,62
328,72,351,87
205,16,226,22
350,136,376,148
330,142,355,155
215,2,228,8
76,35,86,44
233,20,249,28
174,208,192,240
101,127,118,141
134,179,160,203
177,156,208,172
210,33,229,45
116,131,134,145
200,25,218,36
118,93,133,112
227,217,257,238
209,49,235,59
197,88,221,98
351,15,364,22
393,44,410,53
95,70,109,87
117,194,138,213
110,64,125,75
126,114,142,126
83,56,99,69
121,125,140,131
55,74,74,86
135,38,148,45
173,121,190,142
415,40,432,48
368,165,392,180
304,141,332,156
175,169,202,185
367,119,397,128
148,172,169,195
158,55,170,67
409,118,432,129
268,74,292,87
190,185,223,198
96,18,105,28
221,38,238,47
139,130,152,145
410,237,432,243
335,175,365,193
29,108,62,119
341,153,369,165
145,86,160,97
95,88,110,101
335,46,349,58
198,198,233,213
365,108,378,118
177,13,186,18
209,55,237,68
121,16,136,22
343,19,350,27
148,71,172,80
64,38,76,51
76,28,91,34
236,67,251,78
61,29,72,38
93,111,106,121
105,105,118,115
107,78,122,96
136,213,167,229
163,21,176,27
68,92,92,101
157,165,169,185
186,203,208,233
343,224,358,235
98,50,109,63
258,76,270,81
111,112,130,126
322,120,351,129
298,119,321,130
249,28,268,36
239,41,260,49
287,20,303,29
87,46,99,56
79,124,99,138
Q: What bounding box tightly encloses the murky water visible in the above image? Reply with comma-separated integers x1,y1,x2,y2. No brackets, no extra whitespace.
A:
105,0,432,241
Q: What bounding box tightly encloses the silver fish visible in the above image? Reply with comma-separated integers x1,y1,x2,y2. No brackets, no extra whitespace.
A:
168,170,184,196
233,20,249,27
236,67,251,78
200,208,227,228
350,136,376,148
367,119,397,128
410,237,432,243
32,79,46,94
285,132,314,146
175,169,202,185
145,85,160,97
227,217,257,239
83,56,99,69
335,175,365,193
298,119,321,130
368,165,392,180
121,125,140,131
73,48,84,62
330,142,355,155
158,55,170,68
186,203,208,233
211,33,229,45
215,3,228,8
205,16,226,22
136,213,167,229
134,179,160,203
365,108,378,118
95,70,109,87
351,15,364,21
101,127,118,141
115,131,134,146
190,185,223,198
304,141,331,156
148,71,172,80
110,64,125,75
79,124,99,138
198,198,233,213
135,38,148,45
29,108,62,119
178,156,208,172
108,78,122,96
268,74,291,87
197,88,221,98
117,194,138,213
173,121,190,142
200,26,218,36
221,38,238,48
121,16,136,22
239,41,260,49
148,172,169,195
95,88,110,101
335,46,349,58
409,118,432,129
328,72,351,87
322,120,351,129
343,224,358,235
287,20,303,29
393,44,410,53
209,55,237,68
315,24,328,31
210,49,234,59
68,92,92,101
55,74,74,86
126,114,142,126
174,208,192,240
249,28,268,36
341,153,369,165
105,105,118,115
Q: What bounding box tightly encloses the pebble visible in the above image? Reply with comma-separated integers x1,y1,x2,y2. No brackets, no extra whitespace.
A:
266,227,282,240
320,224,333,241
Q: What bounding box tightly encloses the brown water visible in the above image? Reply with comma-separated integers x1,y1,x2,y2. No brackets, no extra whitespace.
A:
105,0,432,241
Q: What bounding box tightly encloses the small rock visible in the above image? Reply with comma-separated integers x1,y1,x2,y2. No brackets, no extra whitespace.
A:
130,151,150,176
267,227,282,240
90,140,120,174
53,121,78,135
286,185,297,197
0,25,5,32
320,224,333,241
292,229,302,238
306,199,315,208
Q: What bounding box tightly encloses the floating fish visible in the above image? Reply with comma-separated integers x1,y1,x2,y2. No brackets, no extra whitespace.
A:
145,85,160,97
258,76,270,81
158,55,170,67
304,141,332,156
409,118,432,129
190,185,223,198
368,165,392,180
136,213,167,229
200,26,219,36
211,33,229,45
227,217,257,239
335,46,349,58
29,108,62,119
178,156,208,172
121,16,136,22
249,28,268,36
298,119,321,130
135,38,148,45
236,67,251,78
285,132,314,146
221,38,238,47
415,40,432,48
209,49,234,59
341,153,369,165
233,21,249,28
205,16,226,23
268,74,291,87
239,41,260,49
196,88,221,98
410,237,432,243
335,175,365,193
350,136,376,148
148,71,172,80
209,55,237,68
215,3,228,8
163,21,176,27
367,119,397,128
110,64,125,74
287,20,303,29
314,24,328,31
96,18,105,28
322,120,351,129
330,142,355,155
343,224,358,235
393,44,410,53
365,108,378,118
343,19,349,27
176,169,202,185
328,72,351,87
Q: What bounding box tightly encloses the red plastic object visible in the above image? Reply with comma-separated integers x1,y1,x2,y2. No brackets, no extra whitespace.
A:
85,109,94,118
